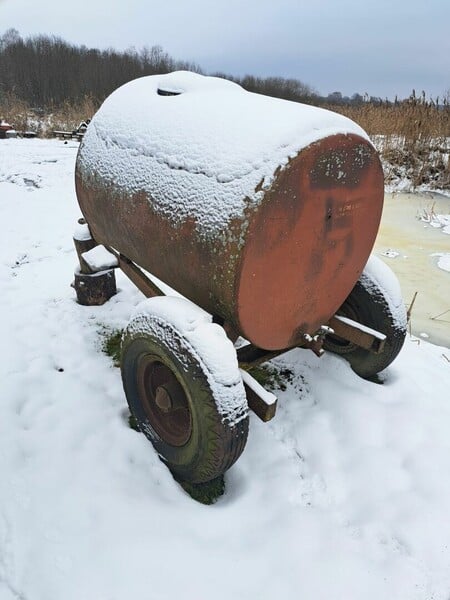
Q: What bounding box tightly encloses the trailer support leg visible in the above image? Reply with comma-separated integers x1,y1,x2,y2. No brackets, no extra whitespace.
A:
72,219,117,305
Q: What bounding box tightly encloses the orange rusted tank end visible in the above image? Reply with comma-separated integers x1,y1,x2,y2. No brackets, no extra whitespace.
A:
236,134,384,351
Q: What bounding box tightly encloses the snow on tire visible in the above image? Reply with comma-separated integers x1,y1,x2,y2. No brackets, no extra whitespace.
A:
120,296,249,484
324,255,407,379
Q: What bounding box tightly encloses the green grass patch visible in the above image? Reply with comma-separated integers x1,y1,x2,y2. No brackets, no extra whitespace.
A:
127,413,141,432
178,475,225,505
101,328,123,367
248,363,294,392
99,329,142,432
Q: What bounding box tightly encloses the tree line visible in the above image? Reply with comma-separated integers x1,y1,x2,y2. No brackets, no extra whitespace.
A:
0,29,324,109
0,29,446,111
0,29,201,108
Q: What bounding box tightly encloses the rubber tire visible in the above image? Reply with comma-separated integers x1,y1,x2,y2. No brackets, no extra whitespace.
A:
121,313,249,484
324,258,407,379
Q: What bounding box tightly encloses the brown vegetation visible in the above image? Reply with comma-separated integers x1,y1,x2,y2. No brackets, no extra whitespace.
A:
0,91,100,136
0,91,31,132
48,95,99,134
329,92,450,190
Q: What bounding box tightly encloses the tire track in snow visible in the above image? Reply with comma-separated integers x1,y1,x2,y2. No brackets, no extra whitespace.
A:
0,512,27,600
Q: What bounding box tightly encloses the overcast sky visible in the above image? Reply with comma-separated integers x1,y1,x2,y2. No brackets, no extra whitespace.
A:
1,0,449,99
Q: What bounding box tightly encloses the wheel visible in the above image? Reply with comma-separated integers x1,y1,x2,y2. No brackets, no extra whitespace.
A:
121,296,249,483
324,255,407,378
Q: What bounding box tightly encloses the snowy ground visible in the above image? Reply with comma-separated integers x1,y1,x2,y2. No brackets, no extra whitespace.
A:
1,139,450,600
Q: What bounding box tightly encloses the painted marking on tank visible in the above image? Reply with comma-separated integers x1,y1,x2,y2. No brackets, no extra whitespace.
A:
337,200,363,216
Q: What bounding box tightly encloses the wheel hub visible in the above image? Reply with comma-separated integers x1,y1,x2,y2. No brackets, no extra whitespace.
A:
136,355,192,447
155,386,173,412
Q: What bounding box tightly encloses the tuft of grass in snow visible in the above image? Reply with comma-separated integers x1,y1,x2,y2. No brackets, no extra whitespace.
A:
100,329,142,433
128,413,140,432
101,328,123,367
248,363,294,392
101,329,143,432
178,475,225,505
365,372,386,385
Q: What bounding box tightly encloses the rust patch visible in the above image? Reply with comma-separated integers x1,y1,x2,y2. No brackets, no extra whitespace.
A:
75,168,242,324
236,134,384,350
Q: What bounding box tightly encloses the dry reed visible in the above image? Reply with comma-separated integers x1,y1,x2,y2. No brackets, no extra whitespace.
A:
0,93,99,137
329,92,450,190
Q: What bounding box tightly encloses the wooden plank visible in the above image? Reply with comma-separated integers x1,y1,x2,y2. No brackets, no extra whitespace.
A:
328,315,386,353
240,369,277,422
73,236,98,273
53,131,84,141
81,246,119,273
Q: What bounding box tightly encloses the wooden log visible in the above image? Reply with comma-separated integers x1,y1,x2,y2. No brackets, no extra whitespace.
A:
73,268,117,306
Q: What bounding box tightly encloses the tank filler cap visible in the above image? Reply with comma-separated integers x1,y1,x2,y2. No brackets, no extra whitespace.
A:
157,87,183,96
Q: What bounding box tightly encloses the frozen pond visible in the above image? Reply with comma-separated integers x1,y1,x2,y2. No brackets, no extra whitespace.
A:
374,192,450,348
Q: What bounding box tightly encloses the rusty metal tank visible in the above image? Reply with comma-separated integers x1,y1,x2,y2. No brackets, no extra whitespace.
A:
75,71,384,351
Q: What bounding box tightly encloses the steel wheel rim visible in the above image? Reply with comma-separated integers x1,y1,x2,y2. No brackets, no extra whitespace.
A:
136,354,193,447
